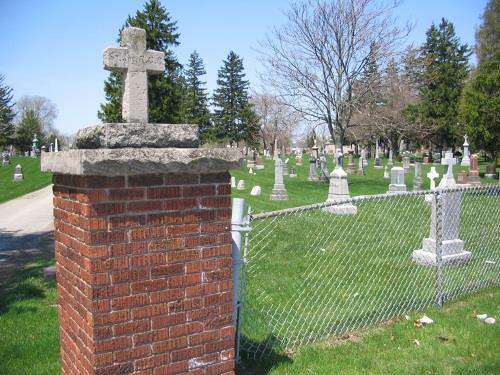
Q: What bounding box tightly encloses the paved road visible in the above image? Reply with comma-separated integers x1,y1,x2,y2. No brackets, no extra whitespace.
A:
0,185,54,285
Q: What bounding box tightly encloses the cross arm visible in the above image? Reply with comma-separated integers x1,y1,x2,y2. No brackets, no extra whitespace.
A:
145,50,165,74
103,47,128,71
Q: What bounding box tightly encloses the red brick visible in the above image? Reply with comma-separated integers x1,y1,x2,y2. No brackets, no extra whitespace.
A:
151,312,186,329
127,201,163,212
147,186,181,199
129,226,166,241
111,294,148,310
113,345,151,362
95,362,133,375
205,361,234,375
150,288,185,304
217,184,232,195
109,215,146,229
149,238,184,252
167,249,201,263
128,174,163,187
200,196,231,208
169,322,203,338
113,319,150,336
152,337,188,354
164,174,199,185
171,345,204,362
188,330,220,346
108,188,145,200
111,268,148,283
94,336,131,353
153,361,187,375
182,185,216,197
110,242,147,256
151,264,184,277
163,198,198,211
167,224,200,237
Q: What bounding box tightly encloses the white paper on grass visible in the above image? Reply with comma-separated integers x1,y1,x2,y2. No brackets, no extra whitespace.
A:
418,315,434,325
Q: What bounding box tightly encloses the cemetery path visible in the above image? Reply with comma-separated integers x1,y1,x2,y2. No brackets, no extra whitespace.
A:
0,185,54,285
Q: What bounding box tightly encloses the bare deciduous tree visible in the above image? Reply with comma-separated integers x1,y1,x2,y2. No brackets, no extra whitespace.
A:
251,92,301,153
260,0,410,151
15,95,58,134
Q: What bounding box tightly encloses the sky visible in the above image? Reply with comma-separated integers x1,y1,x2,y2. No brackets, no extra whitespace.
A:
0,0,488,135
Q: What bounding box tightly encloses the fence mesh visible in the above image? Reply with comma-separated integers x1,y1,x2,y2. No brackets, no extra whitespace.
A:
239,185,500,359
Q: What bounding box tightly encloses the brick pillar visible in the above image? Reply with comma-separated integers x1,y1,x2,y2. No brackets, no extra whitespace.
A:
52,172,235,375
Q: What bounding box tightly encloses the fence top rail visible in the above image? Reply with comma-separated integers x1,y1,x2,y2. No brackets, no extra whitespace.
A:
250,184,499,221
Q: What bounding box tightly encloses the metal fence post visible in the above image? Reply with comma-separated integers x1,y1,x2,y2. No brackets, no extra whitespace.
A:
435,191,445,307
231,199,250,363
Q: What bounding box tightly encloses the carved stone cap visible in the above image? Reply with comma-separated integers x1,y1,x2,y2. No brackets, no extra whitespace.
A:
75,123,199,149
41,148,243,176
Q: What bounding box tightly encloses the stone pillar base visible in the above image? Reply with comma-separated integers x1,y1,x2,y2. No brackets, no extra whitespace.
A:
388,184,406,193
412,249,472,266
323,203,357,215
270,188,289,200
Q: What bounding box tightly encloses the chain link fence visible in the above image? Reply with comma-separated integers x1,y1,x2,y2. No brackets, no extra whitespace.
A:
238,185,500,359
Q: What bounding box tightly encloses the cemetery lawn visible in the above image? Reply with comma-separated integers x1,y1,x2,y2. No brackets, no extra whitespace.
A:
0,259,59,375
230,155,499,214
0,156,52,203
246,285,500,375
0,260,498,375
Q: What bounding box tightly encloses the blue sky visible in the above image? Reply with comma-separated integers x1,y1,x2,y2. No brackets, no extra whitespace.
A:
0,0,488,135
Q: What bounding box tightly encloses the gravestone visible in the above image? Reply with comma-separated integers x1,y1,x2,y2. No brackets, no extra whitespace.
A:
358,156,365,176
323,152,357,214
361,148,368,168
413,162,422,191
41,146,46,153
438,153,457,188
289,167,297,177
237,179,246,190
434,152,441,164
427,167,440,190
248,167,253,174
270,158,288,200
24,151,29,157
273,139,278,161
31,134,38,158
461,135,470,166
308,154,318,181
383,165,389,180
388,167,406,193
457,171,468,184
283,158,289,176
485,165,497,179
247,149,256,168
255,156,264,170
402,156,410,173
468,154,481,185
347,151,355,173
55,138,59,152
250,185,262,196
319,155,329,182
41,27,239,375
231,176,236,188
374,140,382,168
413,189,471,266
312,139,319,165
296,153,302,166
388,149,394,166
2,151,10,166
49,143,54,152
13,164,23,181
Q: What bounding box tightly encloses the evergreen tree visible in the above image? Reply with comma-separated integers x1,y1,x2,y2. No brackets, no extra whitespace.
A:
459,53,500,166
0,74,15,148
15,109,43,152
211,51,255,145
98,0,183,123
475,0,500,65
416,19,471,150
182,51,211,140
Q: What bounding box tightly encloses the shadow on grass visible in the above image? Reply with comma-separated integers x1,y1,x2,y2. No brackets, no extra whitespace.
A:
238,335,293,374
0,257,56,315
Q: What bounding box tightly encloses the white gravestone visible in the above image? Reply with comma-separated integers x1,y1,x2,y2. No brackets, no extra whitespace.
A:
402,156,410,173
374,140,382,168
55,138,59,152
231,176,236,188
413,162,423,191
289,167,297,177
388,149,394,166
323,152,357,214
383,165,389,180
438,153,457,188
427,167,440,190
13,164,23,181
412,190,472,266
319,155,329,181
103,27,165,123
308,155,318,181
250,186,262,196
283,158,289,176
270,158,289,200
32,134,38,158
237,180,245,190
461,135,470,167
358,156,365,176
248,168,253,174
361,148,368,168
388,167,406,193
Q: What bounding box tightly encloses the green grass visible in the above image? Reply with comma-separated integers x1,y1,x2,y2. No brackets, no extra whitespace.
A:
230,155,499,214
246,286,500,374
0,156,52,203
0,259,60,375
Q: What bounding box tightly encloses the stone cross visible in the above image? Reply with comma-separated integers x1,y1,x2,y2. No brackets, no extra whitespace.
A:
427,167,439,190
439,152,457,188
103,27,165,123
